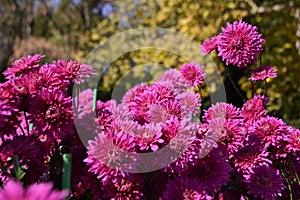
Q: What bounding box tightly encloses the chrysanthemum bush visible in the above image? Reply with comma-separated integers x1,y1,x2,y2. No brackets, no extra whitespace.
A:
0,19,299,200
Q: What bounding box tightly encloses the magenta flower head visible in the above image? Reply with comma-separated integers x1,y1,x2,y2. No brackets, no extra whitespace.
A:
160,176,213,200
247,166,285,200
31,64,69,92
180,62,206,87
217,19,265,68
53,60,96,84
249,116,287,148
0,179,68,200
122,82,177,124
249,66,277,81
29,88,73,141
177,92,201,117
84,132,136,184
3,54,45,79
186,150,233,194
203,102,241,122
241,95,267,123
201,35,219,55
209,118,244,153
234,135,272,177
135,123,164,152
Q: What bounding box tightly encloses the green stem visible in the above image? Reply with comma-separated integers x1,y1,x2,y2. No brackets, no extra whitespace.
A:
287,156,300,185
29,123,34,131
294,167,300,185
62,153,72,199
93,89,97,111
280,168,293,200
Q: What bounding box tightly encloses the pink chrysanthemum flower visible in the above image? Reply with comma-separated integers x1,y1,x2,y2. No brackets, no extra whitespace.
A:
249,116,287,148
31,64,69,93
217,20,265,68
0,135,47,183
3,54,45,79
285,127,300,153
160,176,213,200
247,166,285,200
131,92,158,124
157,69,189,94
126,85,159,124
29,89,73,141
249,66,277,81
241,95,267,123
135,123,164,152
122,83,177,124
203,102,241,122
234,135,272,177
180,62,206,87
84,133,136,184
102,175,144,199
177,92,201,117
209,118,244,153
201,35,220,55
53,60,96,84
0,179,68,200
186,150,233,194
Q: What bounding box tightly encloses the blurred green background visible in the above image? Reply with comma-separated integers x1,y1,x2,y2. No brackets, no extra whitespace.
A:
0,0,299,127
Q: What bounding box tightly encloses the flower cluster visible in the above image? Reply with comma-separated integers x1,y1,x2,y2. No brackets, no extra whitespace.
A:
0,19,299,200
81,57,298,199
0,55,95,197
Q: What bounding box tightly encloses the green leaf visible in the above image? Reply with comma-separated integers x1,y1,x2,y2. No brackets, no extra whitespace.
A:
13,155,25,181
